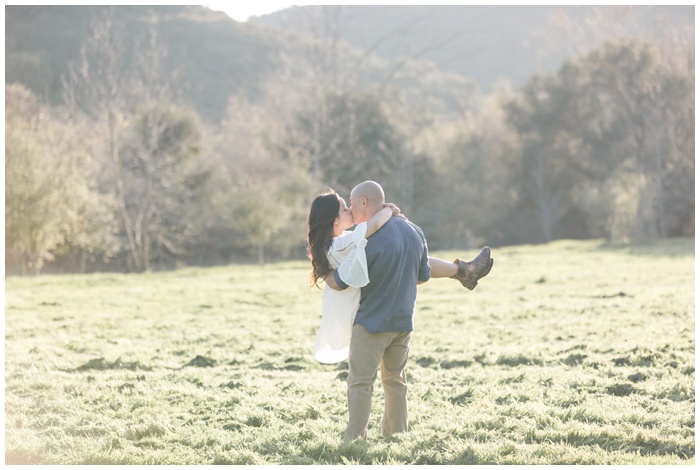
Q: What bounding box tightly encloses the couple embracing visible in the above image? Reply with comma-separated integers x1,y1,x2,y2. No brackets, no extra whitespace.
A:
306,180,493,441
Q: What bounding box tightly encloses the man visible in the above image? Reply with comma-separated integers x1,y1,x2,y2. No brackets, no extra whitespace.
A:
325,180,431,440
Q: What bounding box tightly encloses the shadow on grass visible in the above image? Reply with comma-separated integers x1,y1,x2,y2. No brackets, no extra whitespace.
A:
335,439,374,464
598,237,694,258
6,450,46,465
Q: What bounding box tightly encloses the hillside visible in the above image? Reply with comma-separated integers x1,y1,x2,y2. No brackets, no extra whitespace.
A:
5,5,476,123
6,6,287,121
8,6,690,122
256,5,694,92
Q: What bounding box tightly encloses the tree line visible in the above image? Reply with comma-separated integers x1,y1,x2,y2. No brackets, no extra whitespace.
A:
5,7,694,275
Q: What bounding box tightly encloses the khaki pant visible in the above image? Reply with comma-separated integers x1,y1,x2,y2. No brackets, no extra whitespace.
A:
343,324,412,440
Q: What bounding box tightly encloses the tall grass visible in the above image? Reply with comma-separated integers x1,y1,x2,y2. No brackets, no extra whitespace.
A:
5,239,695,464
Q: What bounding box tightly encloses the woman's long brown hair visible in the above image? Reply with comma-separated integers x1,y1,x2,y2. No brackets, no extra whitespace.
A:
306,190,341,287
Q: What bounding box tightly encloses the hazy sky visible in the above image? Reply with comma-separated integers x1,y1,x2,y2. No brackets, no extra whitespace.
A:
201,2,426,22
203,2,296,22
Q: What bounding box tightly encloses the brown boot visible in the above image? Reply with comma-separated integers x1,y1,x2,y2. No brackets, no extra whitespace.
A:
451,246,493,290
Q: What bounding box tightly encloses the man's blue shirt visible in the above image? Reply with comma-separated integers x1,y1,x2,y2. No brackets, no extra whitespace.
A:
334,216,430,333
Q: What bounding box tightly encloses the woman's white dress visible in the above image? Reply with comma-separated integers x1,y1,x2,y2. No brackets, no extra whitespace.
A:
313,222,369,364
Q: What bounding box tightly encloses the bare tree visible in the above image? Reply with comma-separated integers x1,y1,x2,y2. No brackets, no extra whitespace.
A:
62,7,205,271
278,5,477,209
62,7,143,269
209,82,313,263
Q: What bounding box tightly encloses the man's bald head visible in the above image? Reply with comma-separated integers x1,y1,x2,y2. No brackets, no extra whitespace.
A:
349,181,385,223
352,181,385,206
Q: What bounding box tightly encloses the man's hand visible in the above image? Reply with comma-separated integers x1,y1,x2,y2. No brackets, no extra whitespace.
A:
325,270,342,290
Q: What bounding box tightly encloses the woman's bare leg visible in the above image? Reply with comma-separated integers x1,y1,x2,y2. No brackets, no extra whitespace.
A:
428,257,458,278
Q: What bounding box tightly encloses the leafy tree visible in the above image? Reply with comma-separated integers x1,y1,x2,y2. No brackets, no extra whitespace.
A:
5,84,114,274
528,6,694,240
118,105,208,270
505,73,585,242
504,38,694,242
208,91,313,263
433,94,522,247
289,90,408,198
564,39,693,240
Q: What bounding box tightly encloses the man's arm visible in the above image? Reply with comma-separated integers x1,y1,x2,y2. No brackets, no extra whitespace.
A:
325,269,349,291
416,224,431,284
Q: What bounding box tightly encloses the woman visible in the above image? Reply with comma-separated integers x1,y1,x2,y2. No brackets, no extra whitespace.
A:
307,189,492,364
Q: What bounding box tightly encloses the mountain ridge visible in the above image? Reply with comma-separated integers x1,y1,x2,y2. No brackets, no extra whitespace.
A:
254,5,694,92
5,5,692,122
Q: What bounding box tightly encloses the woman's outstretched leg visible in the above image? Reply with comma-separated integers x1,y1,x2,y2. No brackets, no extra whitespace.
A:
428,247,493,289
428,257,459,278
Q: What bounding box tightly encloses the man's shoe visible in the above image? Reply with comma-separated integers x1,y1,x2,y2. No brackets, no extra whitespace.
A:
451,246,493,290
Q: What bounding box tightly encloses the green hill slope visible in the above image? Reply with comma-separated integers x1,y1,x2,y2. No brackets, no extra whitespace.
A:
256,5,694,92
5,5,477,122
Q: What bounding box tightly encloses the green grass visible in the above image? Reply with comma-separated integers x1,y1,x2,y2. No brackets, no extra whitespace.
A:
5,239,695,464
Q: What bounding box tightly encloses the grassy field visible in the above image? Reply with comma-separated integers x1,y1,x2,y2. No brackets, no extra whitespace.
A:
4,239,695,464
